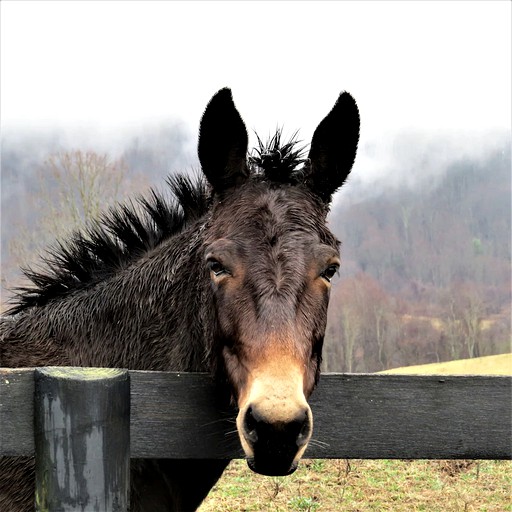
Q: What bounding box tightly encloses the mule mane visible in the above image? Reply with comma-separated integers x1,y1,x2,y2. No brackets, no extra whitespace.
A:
9,133,306,315
9,174,210,314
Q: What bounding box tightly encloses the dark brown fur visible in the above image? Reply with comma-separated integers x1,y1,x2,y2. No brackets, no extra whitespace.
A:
0,88,359,511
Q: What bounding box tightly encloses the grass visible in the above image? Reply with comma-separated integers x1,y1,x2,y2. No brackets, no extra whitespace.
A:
198,459,511,511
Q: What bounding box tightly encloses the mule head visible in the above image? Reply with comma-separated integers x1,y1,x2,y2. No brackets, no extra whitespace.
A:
199,88,359,476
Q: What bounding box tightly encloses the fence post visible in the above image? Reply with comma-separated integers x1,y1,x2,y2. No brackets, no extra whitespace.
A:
34,367,130,512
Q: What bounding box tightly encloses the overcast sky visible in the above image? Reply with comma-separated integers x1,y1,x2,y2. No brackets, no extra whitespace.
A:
1,1,510,185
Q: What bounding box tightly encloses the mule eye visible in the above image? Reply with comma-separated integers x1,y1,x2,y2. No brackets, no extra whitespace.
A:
207,259,229,277
321,264,339,283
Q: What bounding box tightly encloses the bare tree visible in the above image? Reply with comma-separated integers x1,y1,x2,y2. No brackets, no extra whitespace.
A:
6,150,127,291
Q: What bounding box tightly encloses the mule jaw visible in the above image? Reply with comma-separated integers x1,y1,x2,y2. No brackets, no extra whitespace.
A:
235,353,313,476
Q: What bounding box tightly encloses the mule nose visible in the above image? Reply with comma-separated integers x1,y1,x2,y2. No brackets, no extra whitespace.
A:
244,405,311,446
242,404,311,475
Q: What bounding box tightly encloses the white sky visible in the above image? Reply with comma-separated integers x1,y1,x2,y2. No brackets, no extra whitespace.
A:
1,0,511,173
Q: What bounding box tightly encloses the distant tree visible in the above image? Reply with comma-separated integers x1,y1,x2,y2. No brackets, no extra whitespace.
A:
453,283,486,359
44,150,125,227
325,273,400,372
397,315,443,367
324,277,362,372
443,301,465,361
438,283,488,359
6,150,127,291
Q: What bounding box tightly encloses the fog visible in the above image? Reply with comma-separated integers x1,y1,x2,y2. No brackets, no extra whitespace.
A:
3,120,508,211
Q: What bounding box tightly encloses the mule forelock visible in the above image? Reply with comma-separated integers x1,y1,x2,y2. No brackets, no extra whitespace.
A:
249,130,307,185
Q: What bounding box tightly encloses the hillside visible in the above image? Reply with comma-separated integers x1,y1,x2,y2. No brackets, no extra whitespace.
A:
323,144,511,372
380,353,512,376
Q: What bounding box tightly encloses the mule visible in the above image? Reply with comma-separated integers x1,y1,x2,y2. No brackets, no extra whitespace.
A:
0,88,359,511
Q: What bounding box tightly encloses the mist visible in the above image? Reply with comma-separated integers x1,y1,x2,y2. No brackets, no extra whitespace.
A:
331,128,510,207
2,121,508,279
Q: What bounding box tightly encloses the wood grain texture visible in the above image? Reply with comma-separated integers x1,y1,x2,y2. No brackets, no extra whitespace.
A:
33,368,130,511
0,368,34,456
310,374,511,459
1,369,511,460
129,371,240,459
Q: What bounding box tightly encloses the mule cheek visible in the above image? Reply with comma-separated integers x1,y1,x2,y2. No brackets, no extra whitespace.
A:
214,281,251,342
303,349,322,397
221,345,249,402
294,290,329,395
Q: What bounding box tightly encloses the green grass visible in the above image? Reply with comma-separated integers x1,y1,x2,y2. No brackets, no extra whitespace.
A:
198,459,511,511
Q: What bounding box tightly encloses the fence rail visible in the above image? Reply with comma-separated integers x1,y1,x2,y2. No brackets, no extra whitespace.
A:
1,367,511,460
2,367,510,511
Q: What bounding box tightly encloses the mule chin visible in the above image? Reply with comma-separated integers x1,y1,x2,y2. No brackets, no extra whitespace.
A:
247,457,299,477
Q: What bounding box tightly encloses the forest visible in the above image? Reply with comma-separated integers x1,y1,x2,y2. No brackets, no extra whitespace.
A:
1,126,510,373
324,145,511,371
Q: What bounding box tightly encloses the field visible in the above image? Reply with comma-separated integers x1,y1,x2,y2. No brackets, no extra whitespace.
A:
199,355,512,511
199,459,511,511
380,353,512,376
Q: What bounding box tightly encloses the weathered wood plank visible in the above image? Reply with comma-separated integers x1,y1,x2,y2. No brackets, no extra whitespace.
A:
130,371,240,459
34,368,130,512
1,368,511,460
311,374,512,459
0,368,34,455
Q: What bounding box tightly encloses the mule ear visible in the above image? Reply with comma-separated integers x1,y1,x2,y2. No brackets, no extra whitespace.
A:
198,88,249,193
305,92,360,202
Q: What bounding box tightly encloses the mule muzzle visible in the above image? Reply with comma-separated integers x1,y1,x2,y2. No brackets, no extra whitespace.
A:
240,403,312,476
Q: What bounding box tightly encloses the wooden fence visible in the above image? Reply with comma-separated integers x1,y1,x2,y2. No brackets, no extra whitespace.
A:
1,367,511,510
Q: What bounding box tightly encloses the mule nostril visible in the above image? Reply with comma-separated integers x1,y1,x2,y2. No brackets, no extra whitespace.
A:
244,406,259,443
288,408,311,447
296,407,309,425
296,410,311,447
